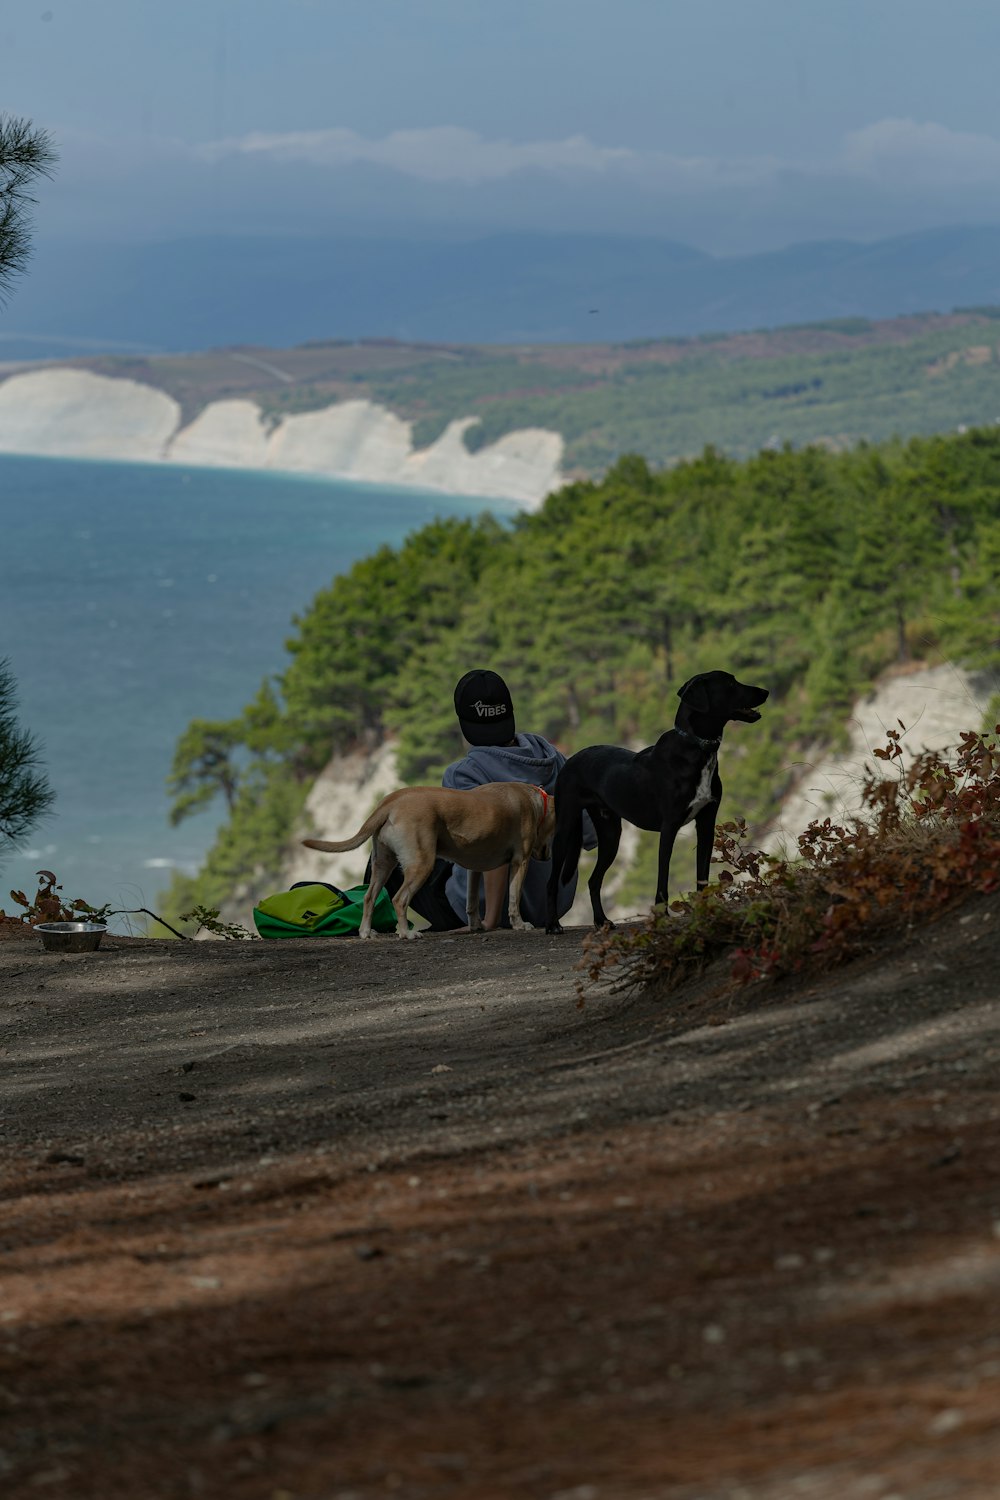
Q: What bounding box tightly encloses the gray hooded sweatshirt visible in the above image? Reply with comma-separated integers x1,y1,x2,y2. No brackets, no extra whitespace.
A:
441,732,594,927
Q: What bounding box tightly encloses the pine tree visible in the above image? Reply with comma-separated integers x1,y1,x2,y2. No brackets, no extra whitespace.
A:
0,659,55,857
0,123,58,860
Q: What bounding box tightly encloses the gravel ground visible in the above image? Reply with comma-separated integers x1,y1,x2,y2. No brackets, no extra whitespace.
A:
1,898,999,1499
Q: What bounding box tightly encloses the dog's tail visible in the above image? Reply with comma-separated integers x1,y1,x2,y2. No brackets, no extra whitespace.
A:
547,774,585,884
558,807,585,884
302,805,390,855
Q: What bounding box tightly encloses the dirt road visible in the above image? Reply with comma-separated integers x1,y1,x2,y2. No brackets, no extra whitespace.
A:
2,901,1000,1498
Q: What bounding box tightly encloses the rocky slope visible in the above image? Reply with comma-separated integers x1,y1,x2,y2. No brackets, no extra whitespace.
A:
763,662,996,854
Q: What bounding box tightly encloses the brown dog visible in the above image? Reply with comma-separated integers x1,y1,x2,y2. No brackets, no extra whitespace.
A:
303,781,555,939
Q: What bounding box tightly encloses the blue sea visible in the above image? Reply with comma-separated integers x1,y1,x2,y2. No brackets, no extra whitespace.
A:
0,455,505,928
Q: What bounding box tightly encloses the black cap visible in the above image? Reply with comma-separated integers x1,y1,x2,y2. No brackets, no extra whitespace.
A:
454,669,516,747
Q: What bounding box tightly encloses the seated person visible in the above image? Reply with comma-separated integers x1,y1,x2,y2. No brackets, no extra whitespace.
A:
383,668,594,931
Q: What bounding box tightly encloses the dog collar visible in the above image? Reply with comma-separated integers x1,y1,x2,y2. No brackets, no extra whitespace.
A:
530,785,550,826
675,727,722,751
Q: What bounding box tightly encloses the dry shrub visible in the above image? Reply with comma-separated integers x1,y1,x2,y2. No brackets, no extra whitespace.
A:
0,874,248,940
0,869,109,927
580,724,1000,996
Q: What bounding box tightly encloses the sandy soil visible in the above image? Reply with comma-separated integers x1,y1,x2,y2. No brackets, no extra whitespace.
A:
1,898,999,1499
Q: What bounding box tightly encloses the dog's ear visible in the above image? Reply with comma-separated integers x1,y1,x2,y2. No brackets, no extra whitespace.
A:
678,674,710,714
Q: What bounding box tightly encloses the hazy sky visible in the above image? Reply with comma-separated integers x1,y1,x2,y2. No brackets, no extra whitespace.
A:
7,0,1000,252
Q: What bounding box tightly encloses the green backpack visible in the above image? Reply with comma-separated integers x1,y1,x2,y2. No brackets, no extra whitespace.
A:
252,881,401,938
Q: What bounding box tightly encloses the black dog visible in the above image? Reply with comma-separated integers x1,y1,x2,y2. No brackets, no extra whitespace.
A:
545,670,768,932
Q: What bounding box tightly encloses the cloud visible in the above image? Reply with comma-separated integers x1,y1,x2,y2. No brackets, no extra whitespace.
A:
198,123,780,192
35,116,1000,254
199,116,1000,196
199,125,631,183
841,118,1000,186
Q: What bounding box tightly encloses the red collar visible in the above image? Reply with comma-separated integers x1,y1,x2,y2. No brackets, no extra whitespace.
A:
529,785,550,827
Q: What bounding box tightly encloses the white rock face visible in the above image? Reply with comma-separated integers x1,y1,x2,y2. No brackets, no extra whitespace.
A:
763,662,994,852
0,368,180,462
0,369,564,507
268,400,414,483
168,398,270,468
280,740,402,893
402,417,564,504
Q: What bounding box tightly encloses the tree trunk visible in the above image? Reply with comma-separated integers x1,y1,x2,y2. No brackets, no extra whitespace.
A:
896,603,910,663
662,615,674,683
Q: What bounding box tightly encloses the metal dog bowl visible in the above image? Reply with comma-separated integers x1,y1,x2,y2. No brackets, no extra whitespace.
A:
35,922,106,953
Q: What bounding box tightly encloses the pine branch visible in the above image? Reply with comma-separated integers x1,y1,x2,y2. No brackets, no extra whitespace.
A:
0,114,58,306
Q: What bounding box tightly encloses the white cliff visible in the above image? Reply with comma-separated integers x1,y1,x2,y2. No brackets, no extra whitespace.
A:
214,741,401,933
283,740,401,894
762,662,994,853
0,368,564,507
167,398,271,469
0,368,180,462
268,399,414,482
400,416,565,504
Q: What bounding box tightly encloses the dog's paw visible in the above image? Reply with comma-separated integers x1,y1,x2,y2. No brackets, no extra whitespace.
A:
545,921,564,935
397,927,423,940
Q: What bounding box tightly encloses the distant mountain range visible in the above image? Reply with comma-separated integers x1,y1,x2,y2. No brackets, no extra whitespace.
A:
5,224,1000,359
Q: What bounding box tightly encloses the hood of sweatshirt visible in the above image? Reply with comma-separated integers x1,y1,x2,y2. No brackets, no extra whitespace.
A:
449,732,564,791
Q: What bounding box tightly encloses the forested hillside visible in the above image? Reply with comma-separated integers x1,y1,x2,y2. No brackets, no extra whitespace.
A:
163,427,1000,922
